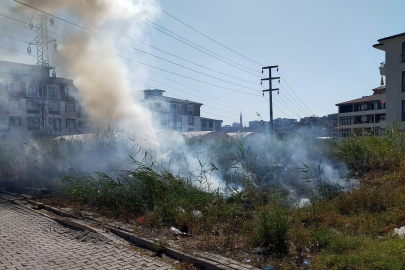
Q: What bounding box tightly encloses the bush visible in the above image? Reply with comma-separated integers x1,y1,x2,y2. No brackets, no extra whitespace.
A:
252,207,290,255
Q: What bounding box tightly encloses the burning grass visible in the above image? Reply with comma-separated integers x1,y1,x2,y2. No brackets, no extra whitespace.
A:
4,127,405,269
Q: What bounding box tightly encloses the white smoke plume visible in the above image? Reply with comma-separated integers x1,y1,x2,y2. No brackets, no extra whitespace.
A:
15,0,160,145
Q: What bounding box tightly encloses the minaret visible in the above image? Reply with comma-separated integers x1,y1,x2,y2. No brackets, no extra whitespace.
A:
240,111,243,131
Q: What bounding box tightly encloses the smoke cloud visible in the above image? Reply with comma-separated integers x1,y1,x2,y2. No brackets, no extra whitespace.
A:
16,0,160,145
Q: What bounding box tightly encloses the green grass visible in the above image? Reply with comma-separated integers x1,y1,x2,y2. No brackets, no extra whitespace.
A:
4,127,405,269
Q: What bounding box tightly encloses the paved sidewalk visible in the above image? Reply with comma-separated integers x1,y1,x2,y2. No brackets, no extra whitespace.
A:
0,197,174,270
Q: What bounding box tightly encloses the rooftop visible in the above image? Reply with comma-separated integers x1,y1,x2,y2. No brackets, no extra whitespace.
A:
373,32,405,49
200,117,223,122
143,89,203,105
336,95,381,106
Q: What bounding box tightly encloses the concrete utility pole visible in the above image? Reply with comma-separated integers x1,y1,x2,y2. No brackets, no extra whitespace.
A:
261,66,279,135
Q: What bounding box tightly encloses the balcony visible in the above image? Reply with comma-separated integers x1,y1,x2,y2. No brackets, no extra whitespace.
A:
379,62,386,76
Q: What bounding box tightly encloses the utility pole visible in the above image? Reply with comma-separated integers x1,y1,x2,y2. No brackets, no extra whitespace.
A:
27,13,58,135
261,65,279,135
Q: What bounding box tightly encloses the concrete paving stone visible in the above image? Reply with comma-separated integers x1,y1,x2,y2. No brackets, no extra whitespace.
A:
0,199,174,270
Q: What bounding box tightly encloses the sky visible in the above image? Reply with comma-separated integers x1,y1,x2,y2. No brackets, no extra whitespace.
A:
0,0,405,125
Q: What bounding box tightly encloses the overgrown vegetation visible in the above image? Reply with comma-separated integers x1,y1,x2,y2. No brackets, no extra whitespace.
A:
4,127,405,269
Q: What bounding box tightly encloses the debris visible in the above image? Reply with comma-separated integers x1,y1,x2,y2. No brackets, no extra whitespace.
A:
265,266,274,270
174,261,179,265
394,226,405,239
302,259,310,268
138,217,144,225
192,210,202,218
170,227,184,235
244,259,251,263
176,207,186,214
251,247,266,254
234,244,243,250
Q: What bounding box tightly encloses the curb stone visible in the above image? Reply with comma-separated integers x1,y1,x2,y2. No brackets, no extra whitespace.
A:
1,190,256,270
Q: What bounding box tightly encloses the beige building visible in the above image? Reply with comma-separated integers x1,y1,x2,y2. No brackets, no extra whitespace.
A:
373,32,405,128
336,87,386,137
0,61,89,138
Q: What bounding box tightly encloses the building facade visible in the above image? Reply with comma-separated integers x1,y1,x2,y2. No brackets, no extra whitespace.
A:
336,87,386,137
143,89,202,132
373,32,405,128
0,61,88,138
200,117,222,131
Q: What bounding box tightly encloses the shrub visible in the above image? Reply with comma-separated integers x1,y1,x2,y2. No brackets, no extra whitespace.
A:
252,207,290,255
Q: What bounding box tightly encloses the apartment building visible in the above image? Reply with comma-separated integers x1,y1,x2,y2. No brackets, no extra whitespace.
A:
373,32,405,128
143,89,202,132
200,117,222,131
336,86,386,137
0,61,89,138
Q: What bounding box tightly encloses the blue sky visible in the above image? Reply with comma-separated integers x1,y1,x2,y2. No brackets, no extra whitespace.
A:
141,0,405,125
1,0,405,125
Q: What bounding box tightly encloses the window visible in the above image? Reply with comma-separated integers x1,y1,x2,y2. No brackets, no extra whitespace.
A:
168,115,175,128
66,119,76,129
65,86,75,97
354,116,363,124
9,116,21,126
65,103,75,112
49,102,60,114
339,104,353,113
209,121,213,128
27,84,39,98
47,85,60,99
0,81,5,91
402,100,405,121
187,105,194,115
188,128,194,132
8,81,20,92
49,118,61,132
201,120,206,127
27,100,39,113
169,104,176,114
160,114,167,127
364,103,374,111
79,120,88,129
354,104,363,112
176,104,182,115
375,101,386,110
339,129,351,137
9,99,20,109
339,116,353,126
402,42,405,63
188,116,194,125
27,117,40,130
215,122,221,130
402,72,405,92
177,115,182,127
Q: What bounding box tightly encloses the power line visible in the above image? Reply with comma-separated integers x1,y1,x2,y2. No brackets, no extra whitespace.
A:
11,2,262,94
274,80,312,116
263,96,293,119
277,71,314,115
144,0,264,67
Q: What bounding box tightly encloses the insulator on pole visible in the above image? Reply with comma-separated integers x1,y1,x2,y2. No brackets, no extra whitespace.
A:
278,80,280,83
52,70,56,77
263,93,264,97
260,81,262,85
29,21,33,29
54,42,58,51
262,70,263,74
27,46,31,54
278,91,279,95
277,68,278,72
50,17,54,25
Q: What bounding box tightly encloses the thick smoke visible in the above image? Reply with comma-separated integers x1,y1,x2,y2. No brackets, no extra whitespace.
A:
16,0,160,145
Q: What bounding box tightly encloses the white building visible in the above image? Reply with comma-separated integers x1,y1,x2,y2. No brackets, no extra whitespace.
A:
373,32,405,128
0,61,89,138
143,89,202,132
336,86,386,137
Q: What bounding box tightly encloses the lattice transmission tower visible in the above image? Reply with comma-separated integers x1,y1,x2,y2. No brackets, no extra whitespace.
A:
27,13,58,135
